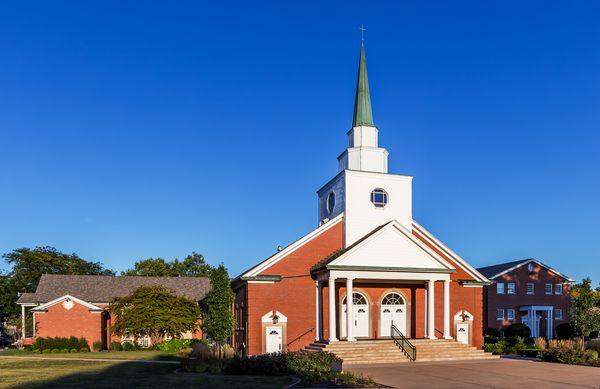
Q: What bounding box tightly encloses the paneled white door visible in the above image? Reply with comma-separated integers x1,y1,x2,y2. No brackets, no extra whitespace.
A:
265,326,282,353
456,323,469,344
379,292,407,337
341,292,370,338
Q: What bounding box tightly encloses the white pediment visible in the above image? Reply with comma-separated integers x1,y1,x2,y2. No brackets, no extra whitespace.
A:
330,221,454,271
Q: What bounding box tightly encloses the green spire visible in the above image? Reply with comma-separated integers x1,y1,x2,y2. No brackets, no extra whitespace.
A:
352,46,374,127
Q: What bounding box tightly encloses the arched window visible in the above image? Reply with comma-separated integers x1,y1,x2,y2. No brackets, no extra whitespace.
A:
342,292,368,305
382,292,404,305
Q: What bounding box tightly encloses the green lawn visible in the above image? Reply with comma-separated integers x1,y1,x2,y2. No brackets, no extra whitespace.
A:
0,358,293,389
0,349,180,361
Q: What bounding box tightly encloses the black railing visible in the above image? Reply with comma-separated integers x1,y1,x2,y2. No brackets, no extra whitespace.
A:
391,324,416,361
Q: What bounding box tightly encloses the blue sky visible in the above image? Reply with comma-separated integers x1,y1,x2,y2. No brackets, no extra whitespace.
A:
1,1,598,283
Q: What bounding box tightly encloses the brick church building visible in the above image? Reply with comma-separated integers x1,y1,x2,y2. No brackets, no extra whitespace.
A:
231,45,492,357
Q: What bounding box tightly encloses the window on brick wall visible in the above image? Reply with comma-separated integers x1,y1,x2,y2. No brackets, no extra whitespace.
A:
507,283,516,294
497,283,505,294
507,309,515,321
527,283,534,295
545,284,553,295
555,284,563,295
497,309,504,321
555,309,563,320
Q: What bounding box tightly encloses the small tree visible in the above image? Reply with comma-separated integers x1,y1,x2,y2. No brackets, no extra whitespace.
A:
201,264,234,349
110,285,201,345
570,278,600,340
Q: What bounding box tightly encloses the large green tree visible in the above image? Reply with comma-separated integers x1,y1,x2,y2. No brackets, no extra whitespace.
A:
0,247,114,321
122,252,211,277
201,264,234,345
570,278,600,339
110,285,201,345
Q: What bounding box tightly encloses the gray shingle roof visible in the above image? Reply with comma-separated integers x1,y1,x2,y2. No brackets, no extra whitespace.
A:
16,274,210,304
476,259,529,279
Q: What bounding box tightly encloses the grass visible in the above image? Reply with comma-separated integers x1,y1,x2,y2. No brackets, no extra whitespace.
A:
0,358,293,389
0,349,180,361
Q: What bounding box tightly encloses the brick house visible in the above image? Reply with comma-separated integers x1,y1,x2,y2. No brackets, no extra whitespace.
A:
16,274,210,350
477,259,574,339
231,45,492,360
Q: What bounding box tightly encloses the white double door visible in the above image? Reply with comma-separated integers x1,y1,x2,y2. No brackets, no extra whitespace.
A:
341,303,369,338
380,304,407,337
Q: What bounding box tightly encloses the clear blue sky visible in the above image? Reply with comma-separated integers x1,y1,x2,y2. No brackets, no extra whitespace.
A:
1,1,598,283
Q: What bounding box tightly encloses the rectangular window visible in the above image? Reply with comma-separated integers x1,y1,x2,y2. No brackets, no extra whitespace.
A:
496,283,505,294
507,309,515,321
527,283,534,295
497,309,505,321
507,283,516,294
545,284,553,295
555,284,563,295
555,309,563,320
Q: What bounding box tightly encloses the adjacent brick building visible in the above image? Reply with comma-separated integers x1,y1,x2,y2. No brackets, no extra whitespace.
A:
16,274,210,350
477,259,573,338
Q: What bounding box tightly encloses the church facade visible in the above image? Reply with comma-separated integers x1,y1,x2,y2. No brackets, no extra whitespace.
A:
231,46,491,357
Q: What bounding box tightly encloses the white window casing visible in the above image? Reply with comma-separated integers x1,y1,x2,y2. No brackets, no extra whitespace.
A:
496,283,505,295
545,284,553,295
507,283,515,295
497,309,504,321
526,283,535,295
507,309,515,321
555,309,563,320
555,284,563,295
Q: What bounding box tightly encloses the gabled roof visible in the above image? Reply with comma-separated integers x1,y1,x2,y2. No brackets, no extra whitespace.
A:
477,258,574,282
16,274,210,304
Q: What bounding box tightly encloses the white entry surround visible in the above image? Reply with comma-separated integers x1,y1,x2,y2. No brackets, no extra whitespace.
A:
521,306,554,339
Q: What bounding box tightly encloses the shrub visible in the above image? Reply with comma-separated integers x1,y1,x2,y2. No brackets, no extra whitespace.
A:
484,328,501,338
177,348,193,358
491,340,508,355
483,343,494,353
42,349,52,354
586,339,600,353
507,336,526,353
533,337,547,350
156,338,195,353
505,323,531,339
51,349,61,353
60,348,69,353
110,341,123,351
584,350,598,361
122,341,136,351
588,330,599,339
69,349,79,353
517,348,542,358
555,323,575,340
80,347,89,352
92,341,103,351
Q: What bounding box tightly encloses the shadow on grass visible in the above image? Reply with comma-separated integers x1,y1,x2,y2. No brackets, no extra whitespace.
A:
2,356,292,389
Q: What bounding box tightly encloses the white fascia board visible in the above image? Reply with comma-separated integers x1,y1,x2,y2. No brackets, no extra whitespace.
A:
412,220,490,283
31,295,104,312
490,259,574,282
241,213,344,278
330,270,450,282
329,220,455,271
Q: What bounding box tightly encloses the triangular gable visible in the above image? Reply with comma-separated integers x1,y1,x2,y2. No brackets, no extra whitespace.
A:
486,259,574,282
329,221,455,271
31,295,104,313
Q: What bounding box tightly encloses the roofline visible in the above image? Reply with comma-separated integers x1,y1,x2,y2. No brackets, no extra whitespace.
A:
412,220,490,283
485,259,574,282
235,213,345,280
30,295,104,313
326,265,456,274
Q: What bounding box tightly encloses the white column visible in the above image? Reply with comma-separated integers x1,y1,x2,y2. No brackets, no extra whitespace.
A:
328,276,338,342
547,309,553,339
346,278,356,341
21,305,26,340
315,281,321,341
443,279,451,339
427,280,437,339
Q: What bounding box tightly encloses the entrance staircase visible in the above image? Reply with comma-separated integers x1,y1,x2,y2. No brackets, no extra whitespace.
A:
305,339,498,365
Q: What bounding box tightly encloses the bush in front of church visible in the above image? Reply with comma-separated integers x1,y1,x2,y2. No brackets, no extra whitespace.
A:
505,323,531,339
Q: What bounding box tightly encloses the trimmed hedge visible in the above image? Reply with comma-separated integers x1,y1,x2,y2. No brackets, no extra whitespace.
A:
505,323,531,338
555,323,575,340
156,339,198,353
34,337,89,351
517,348,542,358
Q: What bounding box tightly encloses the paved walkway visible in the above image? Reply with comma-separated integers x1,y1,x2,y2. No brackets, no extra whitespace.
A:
347,358,600,388
0,355,179,364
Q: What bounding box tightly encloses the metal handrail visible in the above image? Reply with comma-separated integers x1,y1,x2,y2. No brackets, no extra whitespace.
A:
391,324,416,361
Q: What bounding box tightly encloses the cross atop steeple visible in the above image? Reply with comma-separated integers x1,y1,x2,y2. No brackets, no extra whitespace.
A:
360,24,366,47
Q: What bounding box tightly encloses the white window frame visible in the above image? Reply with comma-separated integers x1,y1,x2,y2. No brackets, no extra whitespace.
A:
370,188,388,208
496,283,505,295
497,309,504,321
545,284,553,295
526,283,534,295
555,284,563,295
507,309,515,321
555,309,563,320
507,283,516,295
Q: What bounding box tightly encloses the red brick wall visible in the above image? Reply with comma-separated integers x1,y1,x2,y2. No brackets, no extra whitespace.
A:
35,301,103,350
483,262,571,334
245,221,344,355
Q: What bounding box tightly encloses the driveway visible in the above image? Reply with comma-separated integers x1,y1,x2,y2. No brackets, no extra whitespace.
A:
346,358,600,388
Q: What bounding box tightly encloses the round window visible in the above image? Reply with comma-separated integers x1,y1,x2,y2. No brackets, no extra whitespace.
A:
327,191,335,213
370,188,388,208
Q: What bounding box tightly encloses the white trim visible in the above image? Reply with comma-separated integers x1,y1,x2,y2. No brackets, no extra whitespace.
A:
412,221,490,283
486,259,574,282
30,295,104,312
247,281,276,284
329,220,456,271
241,213,344,278
261,310,288,323
329,270,450,282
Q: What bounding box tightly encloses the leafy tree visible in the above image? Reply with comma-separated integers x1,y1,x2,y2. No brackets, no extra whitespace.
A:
110,285,201,345
122,252,211,277
201,264,234,346
570,278,600,339
0,247,113,321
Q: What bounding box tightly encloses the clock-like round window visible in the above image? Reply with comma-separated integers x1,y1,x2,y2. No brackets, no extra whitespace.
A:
370,188,388,208
327,192,335,213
